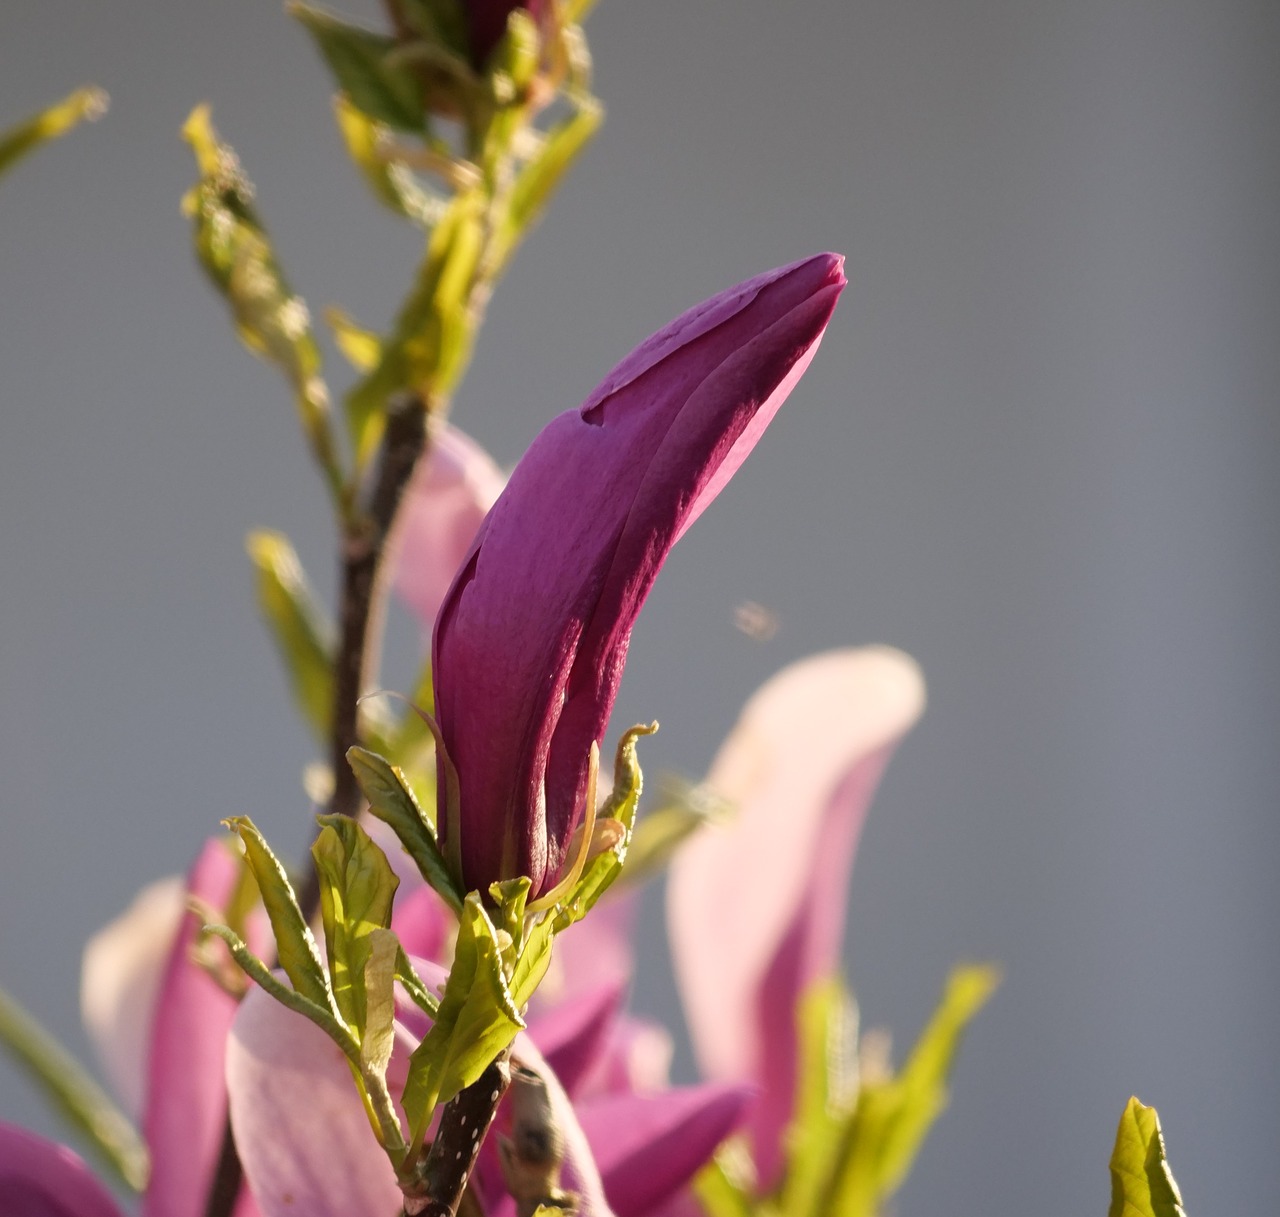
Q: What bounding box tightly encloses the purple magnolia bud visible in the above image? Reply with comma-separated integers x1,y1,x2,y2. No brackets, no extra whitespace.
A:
465,0,547,69
431,254,846,898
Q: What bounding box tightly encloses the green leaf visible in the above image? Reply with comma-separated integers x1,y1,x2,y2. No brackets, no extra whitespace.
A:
827,963,999,1217
492,98,601,275
361,927,400,1076
245,530,335,744
345,186,485,465
331,93,438,225
181,106,339,492
401,893,524,1147
692,1151,754,1217
291,4,426,133
1109,1097,1187,1217
0,86,108,180
348,745,463,913
223,816,334,1014
202,923,358,1057
781,978,859,1217
395,943,441,1019
326,305,383,372
397,0,469,57
0,984,148,1193
312,815,401,1033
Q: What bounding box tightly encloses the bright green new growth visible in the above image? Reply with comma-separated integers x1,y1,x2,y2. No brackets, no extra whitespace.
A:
698,964,1000,1217
1109,1097,1187,1217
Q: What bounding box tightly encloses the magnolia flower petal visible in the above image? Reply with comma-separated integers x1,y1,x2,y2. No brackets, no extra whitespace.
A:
667,647,925,1178
0,1122,127,1217
592,1016,674,1097
141,838,260,1217
392,423,505,633
226,987,401,1217
579,1085,752,1217
534,892,636,1010
80,876,184,1117
434,254,846,897
526,980,625,1098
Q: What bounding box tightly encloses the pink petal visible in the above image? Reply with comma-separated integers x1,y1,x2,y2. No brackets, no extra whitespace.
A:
579,1085,752,1217
226,987,402,1217
80,875,184,1117
526,980,625,1098
434,255,845,897
667,647,925,1181
589,1016,673,1098
0,1122,126,1217
391,423,505,634
142,839,263,1217
534,892,636,1010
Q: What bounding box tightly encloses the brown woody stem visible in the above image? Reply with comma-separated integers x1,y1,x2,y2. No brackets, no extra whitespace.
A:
402,1048,514,1217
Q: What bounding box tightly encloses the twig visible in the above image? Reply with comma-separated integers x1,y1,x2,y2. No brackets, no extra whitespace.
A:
403,1048,514,1217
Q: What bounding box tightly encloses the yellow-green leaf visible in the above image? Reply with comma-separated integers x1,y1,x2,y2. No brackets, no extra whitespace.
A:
223,816,334,1013
348,745,463,913
0,86,107,180
828,963,999,1217
1109,1098,1187,1217
181,106,339,491
331,94,437,225
401,893,523,1147
291,4,426,133
246,530,334,744
312,814,400,1032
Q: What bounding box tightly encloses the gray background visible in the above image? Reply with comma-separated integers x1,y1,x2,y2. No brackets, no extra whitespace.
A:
2,1,1278,1213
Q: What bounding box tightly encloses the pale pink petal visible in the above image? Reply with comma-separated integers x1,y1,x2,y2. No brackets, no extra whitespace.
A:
579,1085,751,1217
0,1122,126,1217
667,647,925,1179
227,987,402,1217
392,423,505,633
80,875,184,1117
142,840,259,1217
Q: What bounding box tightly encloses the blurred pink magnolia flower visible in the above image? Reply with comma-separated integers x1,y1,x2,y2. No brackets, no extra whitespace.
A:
391,422,506,634
226,959,750,1217
432,254,846,899
0,840,262,1217
667,647,926,1186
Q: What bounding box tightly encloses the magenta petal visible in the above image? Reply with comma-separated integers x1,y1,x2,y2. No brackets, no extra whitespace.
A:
392,424,505,633
580,1085,752,1217
0,1123,126,1217
142,839,259,1217
526,980,625,1099
226,988,402,1217
667,647,925,1183
433,254,846,897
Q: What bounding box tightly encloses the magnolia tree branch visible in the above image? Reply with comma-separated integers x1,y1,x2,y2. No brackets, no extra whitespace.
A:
403,1048,514,1217
203,396,429,1217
